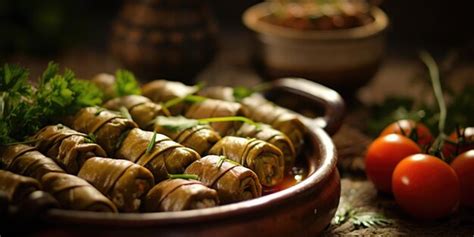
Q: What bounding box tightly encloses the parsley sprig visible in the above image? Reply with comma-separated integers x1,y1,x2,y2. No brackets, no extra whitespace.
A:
0,62,103,144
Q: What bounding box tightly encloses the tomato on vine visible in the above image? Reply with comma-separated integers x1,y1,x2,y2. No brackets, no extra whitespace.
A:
392,154,460,220
380,119,433,148
442,127,474,160
365,134,422,193
450,150,474,208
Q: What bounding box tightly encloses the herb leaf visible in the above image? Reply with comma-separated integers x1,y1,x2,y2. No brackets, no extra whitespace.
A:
168,174,199,180
162,95,207,109
114,69,141,97
146,131,158,154
155,116,200,132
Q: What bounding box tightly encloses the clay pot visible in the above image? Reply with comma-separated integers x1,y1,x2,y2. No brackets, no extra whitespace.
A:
243,3,389,93
9,78,344,237
110,0,217,82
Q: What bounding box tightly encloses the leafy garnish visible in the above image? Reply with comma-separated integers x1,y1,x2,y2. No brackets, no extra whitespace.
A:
146,131,158,154
216,156,226,168
115,130,131,150
114,69,141,97
232,83,271,102
0,62,103,144
168,174,199,180
154,116,200,133
86,133,97,143
162,95,207,109
333,208,392,229
198,116,260,128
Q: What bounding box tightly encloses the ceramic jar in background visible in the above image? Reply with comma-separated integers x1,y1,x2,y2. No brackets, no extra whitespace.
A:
110,0,217,82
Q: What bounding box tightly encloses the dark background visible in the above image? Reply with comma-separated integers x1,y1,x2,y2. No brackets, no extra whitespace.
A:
1,0,473,58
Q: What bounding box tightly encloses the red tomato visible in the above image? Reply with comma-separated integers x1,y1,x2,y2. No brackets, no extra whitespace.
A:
392,154,460,220
365,134,422,193
380,119,433,148
442,127,474,160
451,150,474,208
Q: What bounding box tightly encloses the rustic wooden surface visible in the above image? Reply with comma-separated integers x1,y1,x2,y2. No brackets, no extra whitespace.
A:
7,30,474,236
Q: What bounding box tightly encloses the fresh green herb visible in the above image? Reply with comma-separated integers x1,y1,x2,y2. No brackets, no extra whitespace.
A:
0,62,103,144
119,106,132,121
154,116,200,133
217,156,226,168
168,174,199,180
198,116,260,128
94,107,106,116
232,83,271,102
114,69,141,97
162,95,207,109
146,131,158,154
56,124,64,129
333,208,392,229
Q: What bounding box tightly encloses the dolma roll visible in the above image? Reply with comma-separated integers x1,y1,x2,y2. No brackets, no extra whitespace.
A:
31,124,107,174
185,155,262,204
116,128,200,182
69,107,138,156
144,178,219,212
185,99,245,136
103,95,167,130
234,123,296,171
78,157,154,212
0,170,41,204
208,136,284,187
153,116,221,155
90,73,116,100
41,172,117,212
0,144,65,180
241,94,307,153
142,80,199,115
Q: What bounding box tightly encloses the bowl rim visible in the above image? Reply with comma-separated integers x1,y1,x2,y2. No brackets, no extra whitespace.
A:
44,125,337,227
242,2,389,41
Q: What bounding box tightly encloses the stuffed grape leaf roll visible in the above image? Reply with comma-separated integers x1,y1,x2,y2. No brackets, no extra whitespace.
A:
78,157,154,212
144,178,219,212
142,80,199,115
185,155,262,204
31,124,107,174
41,172,117,212
0,144,65,180
115,128,200,182
0,170,41,204
208,136,284,187
68,107,138,156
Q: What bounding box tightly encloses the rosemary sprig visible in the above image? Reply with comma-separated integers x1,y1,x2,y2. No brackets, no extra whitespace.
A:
146,131,157,154
168,174,199,180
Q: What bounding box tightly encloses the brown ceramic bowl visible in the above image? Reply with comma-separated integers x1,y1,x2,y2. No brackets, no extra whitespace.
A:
14,78,344,237
243,3,389,93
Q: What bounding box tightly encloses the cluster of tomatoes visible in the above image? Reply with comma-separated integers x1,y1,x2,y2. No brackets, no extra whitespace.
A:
365,119,474,220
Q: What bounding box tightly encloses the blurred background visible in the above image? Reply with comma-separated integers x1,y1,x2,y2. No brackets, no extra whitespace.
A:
0,0,473,93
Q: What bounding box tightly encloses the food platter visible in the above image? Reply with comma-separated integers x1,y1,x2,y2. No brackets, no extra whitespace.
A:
1,78,344,237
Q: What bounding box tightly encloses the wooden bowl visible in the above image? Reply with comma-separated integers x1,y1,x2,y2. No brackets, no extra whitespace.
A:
7,78,345,237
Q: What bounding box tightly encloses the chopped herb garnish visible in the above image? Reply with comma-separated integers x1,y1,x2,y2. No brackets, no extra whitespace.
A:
168,174,199,180
115,130,131,150
334,208,392,229
94,107,106,116
86,133,97,143
198,116,259,128
217,156,226,168
146,131,158,154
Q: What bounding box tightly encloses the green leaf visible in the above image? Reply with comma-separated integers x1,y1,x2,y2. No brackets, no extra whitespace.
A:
168,174,199,180
162,95,207,109
146,131,158,154
114,69,141,97
119,106,132,121
155,116,200,132
233,86,254,102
